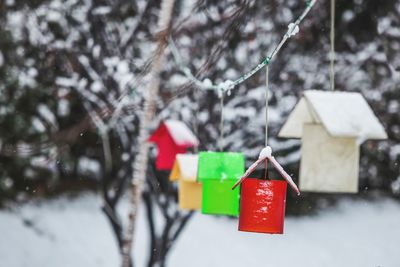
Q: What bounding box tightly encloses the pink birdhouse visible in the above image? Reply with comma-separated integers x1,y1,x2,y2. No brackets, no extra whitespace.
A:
148,120,199,170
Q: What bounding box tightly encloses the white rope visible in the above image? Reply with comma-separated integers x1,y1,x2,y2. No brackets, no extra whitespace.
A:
330,0,335,91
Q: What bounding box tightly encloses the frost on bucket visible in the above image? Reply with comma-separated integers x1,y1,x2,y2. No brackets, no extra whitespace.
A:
233,146,300,234
278,90,387,193
197,152,245,216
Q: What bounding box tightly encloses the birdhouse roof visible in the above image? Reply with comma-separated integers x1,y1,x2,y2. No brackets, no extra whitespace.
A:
197,152,245,181
278,90,387,141
149,120,199,147
175,154,199,181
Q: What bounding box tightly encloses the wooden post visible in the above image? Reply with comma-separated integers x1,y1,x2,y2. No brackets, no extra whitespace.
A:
121,0,175,266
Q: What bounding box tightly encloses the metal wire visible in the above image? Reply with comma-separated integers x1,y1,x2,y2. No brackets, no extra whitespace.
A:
330,0,335,91
169,0,318,93
219,93,225,152
265,65,269,147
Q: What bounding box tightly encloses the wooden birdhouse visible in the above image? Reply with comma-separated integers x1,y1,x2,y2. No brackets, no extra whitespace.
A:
149,120,199,170
169,154,202,210
233,147,300,234
278,90,387,193
197,152,245,216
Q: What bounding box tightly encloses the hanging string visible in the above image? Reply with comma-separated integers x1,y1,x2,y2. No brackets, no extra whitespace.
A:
330,0,335,91
264,65,270,180
219,93,225,152
265,65,269,147
193,88,200,153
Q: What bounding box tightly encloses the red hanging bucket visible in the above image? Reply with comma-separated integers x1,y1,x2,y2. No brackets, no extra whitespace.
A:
239,178,287,234
232,146,300,235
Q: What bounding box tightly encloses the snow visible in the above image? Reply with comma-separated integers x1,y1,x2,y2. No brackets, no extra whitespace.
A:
1,194,400,267
389,144,400,161
234,148,299,195
202,78,213,88
287,23,299,37
258,146,272,159
18,71,37,88
280,90,388,141
391,176,400,194
1,177,14,189
176,154,198,181
46,10,62,23
304,90,387,141
92,45,101,58
56,76,78,88
217,80,235,95
92,6,112,16
234,44,249,65
342,10,355,22
32,117,46,133
0,51,4,67
38,104,57,127
90,81,103,93
164,120,200,147
7,12,25,40
77,157,101,177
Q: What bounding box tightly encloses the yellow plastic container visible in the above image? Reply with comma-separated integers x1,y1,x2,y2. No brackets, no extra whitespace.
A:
169,154,202,210
178,180,202,210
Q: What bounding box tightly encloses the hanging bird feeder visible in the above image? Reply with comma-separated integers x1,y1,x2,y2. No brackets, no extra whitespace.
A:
169,154,202,210
198,151,245,216
232,147,300,234
239,178,287,234
278,91,387,193
148,120,199,170
277,1,386,193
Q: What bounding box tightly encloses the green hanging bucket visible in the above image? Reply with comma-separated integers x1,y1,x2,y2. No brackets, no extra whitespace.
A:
198,152,245,216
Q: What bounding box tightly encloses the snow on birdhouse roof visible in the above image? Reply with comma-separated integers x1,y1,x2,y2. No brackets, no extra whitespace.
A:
278,90,387,141
149,120,199,147
176,154,198,181
164,120,199,146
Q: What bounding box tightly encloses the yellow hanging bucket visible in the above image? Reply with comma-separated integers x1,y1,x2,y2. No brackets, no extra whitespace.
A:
169,154,202,210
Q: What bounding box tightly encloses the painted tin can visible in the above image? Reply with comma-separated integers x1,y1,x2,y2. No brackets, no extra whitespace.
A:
239,178,287,234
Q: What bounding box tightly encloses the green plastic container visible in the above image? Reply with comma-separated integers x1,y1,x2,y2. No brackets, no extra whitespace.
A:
198,152,245,181
202,179,240,216
197,152,245,216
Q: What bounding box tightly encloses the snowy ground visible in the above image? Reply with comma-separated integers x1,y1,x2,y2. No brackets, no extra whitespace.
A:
1,194,399,267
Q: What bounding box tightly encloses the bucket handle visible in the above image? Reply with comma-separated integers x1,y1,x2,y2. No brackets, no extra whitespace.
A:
232,147,300,196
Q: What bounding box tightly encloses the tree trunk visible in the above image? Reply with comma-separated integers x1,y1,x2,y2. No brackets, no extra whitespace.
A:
121,0,175,266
